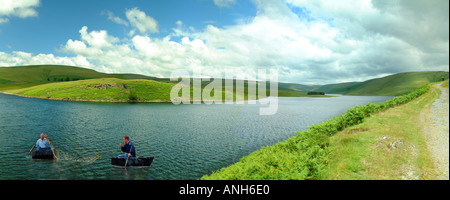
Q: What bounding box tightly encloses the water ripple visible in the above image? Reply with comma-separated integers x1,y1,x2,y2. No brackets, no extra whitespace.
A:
0,93,391,180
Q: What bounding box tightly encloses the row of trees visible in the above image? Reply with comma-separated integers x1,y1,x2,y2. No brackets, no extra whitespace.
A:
307,91,325,95
47,76,83,82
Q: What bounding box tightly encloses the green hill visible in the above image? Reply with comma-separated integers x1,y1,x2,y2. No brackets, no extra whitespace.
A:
1,65,111,84
6,78,175,102
316,71,449,96
0,65,314,102
0,65,171,91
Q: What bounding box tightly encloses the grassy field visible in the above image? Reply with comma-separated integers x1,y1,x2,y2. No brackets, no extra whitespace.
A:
442,79,449,89
4,78,175,102
0,65,168,84
202,84,431,180
321,83,443,179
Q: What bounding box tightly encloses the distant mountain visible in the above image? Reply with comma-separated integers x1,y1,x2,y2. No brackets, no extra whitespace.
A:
316,71,449,96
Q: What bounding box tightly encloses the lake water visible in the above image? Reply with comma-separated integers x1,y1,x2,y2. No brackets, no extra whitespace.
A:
0,93,391,180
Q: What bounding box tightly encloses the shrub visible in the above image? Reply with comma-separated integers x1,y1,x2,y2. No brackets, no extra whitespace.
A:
128,89,138,101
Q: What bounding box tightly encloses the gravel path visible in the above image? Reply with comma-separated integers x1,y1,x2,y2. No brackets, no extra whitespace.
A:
423,83,449,180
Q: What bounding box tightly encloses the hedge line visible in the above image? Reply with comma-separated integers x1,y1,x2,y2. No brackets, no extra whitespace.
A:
202,85,430,180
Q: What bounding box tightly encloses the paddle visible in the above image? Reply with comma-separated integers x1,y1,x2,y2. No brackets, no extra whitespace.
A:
123,143,134,168
29,145,35,154
124,155,129,168
45,135,58,160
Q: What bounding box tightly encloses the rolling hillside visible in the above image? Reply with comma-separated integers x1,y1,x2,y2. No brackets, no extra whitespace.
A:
0,65,172,91
316,71,449,96
6,78,175,102
0,65,168,83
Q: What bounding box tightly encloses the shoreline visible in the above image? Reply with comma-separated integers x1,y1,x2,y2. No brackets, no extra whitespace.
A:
0,91,172,103
0,91,284,103
0,90,334,104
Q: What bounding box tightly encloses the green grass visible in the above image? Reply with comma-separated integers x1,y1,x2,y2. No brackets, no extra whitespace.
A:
0,65,107,84
0,78,11,84
322,83,442,179
0,83,47,91
0,65,171,87
6,78,175,102
276,90,331,97
442,79,449,89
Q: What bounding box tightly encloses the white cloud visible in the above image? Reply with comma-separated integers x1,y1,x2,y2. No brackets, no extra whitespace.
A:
286,0,449,53
102,10,128,26
213,0,236,8
0,0,40,23
0,18,9,23
0,51,90,68
125,7,159,34
78,26,119,49
132,35,159,57
1,1,448,85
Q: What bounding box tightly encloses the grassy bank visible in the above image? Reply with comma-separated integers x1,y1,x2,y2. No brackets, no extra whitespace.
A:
442,79,449,89
202,84,431,180
321,83,443,179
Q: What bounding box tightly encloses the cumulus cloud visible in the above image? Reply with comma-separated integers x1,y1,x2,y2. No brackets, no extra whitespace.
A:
126,7,159,34
0,51,90,68
282,0,449,83
102,10,129,26
0,0,40,23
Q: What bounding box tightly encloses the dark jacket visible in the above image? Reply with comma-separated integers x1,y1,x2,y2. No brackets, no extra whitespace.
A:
121,142,136,157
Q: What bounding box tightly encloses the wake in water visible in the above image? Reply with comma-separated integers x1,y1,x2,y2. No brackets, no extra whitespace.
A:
51,143,110,164
55,149,103,163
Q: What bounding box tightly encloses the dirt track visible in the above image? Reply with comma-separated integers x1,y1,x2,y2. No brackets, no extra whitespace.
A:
422,83,449,180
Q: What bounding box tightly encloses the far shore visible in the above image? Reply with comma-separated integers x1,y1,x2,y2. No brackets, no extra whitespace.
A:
0,91,171,103
0,90,333,104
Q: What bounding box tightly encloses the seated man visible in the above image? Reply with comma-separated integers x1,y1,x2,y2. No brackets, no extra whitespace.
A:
118,136,136,158
29,133,51,153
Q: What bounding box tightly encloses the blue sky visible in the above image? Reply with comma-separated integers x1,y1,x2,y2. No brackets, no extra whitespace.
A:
0,0,448,84
0,0,256,55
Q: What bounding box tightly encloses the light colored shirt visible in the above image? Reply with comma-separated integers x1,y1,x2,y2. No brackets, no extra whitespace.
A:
35,138,51,150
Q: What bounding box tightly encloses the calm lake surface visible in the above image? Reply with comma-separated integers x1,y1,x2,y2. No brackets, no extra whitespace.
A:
0,93,391,180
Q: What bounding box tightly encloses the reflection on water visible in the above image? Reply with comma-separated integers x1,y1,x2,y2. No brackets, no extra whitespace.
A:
0,93,391,180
